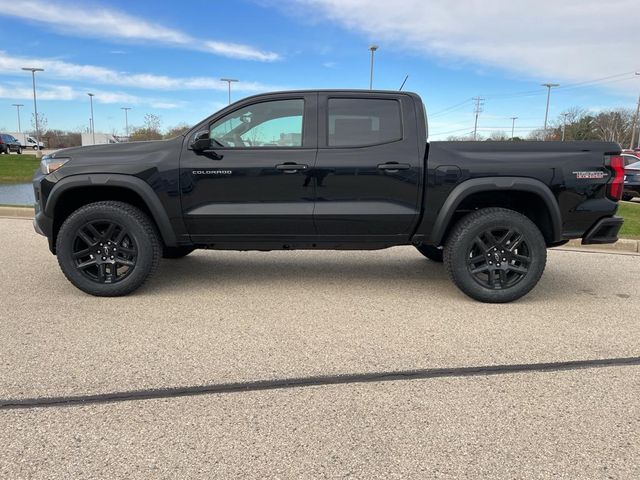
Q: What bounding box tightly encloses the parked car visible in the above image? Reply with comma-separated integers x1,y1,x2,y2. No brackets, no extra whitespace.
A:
0,134,22,154
32,90,625,302
623,157,640,201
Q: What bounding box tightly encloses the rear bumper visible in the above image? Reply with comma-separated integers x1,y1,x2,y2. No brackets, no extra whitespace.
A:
581,216,623,245
623,184,640,197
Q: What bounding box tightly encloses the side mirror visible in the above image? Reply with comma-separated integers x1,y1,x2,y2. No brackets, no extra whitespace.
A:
189,130,212,151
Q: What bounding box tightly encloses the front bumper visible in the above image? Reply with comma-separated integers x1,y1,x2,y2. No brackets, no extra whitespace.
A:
581,216,623,245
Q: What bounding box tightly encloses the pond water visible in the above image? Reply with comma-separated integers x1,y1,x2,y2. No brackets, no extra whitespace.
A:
0,183,34,206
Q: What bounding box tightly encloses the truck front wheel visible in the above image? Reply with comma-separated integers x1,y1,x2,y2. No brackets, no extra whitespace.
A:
443,207,547,303
56,201,161,297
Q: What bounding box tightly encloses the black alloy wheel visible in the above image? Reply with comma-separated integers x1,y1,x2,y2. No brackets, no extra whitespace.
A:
56,201,161,296
72,220,138,284
444,207,546,303
466,228,530,290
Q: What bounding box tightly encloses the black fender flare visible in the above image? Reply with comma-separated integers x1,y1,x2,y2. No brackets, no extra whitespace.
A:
45,173,177,246
428,176,563,245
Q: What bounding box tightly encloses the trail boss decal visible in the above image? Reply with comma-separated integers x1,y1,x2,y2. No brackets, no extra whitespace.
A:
572,171,606,179
192,170,233,175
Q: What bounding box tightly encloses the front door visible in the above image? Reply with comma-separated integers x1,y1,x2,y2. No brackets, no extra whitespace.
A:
180,94,318,243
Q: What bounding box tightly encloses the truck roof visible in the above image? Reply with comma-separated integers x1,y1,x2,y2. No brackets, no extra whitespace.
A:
238,89,421,102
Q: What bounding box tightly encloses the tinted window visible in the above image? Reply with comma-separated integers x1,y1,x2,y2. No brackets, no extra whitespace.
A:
209,99,304,148
627,161,640,170
623,155,639,167
328,98,402,147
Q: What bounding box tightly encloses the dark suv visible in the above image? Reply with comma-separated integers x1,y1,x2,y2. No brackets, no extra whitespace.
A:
0,134,22,154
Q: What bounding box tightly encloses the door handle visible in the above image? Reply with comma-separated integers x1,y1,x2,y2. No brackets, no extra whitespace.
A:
276,163,308,173
378,162,411,172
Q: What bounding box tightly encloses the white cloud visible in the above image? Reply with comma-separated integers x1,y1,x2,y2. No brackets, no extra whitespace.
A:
296,0,640,94
0,82,180,108
0,0,279,61
0,51,279,93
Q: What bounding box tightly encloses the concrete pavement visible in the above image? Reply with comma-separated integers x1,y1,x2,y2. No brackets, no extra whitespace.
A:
0,217,639,478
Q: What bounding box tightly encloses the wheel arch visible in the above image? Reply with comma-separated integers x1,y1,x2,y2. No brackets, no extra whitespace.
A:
46,174,178,251
428,177,563,246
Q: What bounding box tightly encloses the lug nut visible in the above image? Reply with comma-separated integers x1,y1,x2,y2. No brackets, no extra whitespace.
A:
102,257,106,261
97,250,101,254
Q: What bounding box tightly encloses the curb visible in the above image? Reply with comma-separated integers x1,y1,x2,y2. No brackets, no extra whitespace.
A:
560,238,640,254
1,206,639,255
0,205,35,218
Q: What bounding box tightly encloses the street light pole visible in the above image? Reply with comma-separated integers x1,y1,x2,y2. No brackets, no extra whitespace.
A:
542,83,560,140
21,67,44,156
88,93,95,145
11,104,24,133
630,72,640,150
220,78,238,105
121,107,131,139
368,45,378,90
510,116,518,140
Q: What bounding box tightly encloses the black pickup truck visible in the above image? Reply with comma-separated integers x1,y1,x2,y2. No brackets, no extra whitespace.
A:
33,90,624,302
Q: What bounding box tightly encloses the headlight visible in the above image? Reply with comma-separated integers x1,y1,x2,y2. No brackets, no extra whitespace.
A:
40,156,69,175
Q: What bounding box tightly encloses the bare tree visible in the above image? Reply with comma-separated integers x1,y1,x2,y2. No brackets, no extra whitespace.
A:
30,112,48,135
129,113,163,141
164,123,191,139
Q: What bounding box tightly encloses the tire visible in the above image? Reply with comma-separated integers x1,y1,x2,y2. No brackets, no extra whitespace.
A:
32,145,38,150
17,148,22,154
56,201,161,297
163,246,195,259
415,244,443,262
443,207,547,303
622,194,634,202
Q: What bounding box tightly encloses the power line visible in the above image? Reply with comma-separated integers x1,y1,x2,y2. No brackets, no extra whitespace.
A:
429,98,474,117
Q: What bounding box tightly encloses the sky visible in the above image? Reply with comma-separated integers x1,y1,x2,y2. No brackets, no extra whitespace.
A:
0,0,638,140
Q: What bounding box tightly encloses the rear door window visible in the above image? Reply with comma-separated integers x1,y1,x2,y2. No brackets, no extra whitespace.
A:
327,98,402,147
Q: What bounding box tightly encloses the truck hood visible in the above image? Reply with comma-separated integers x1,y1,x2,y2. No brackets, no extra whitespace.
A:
51,137,184,165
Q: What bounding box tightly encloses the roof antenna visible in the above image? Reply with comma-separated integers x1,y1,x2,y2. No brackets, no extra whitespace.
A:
399,75,409,91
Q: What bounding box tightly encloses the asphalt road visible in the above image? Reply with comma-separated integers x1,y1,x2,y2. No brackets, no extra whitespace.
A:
1,217,639,478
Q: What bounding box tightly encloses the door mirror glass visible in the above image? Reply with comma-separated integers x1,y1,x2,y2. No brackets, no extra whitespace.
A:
190,130,211,151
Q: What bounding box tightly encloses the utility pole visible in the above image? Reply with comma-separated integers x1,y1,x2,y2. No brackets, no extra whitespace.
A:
561,113,570,141
510,116,518,140
542,83,559,139
87,93,95,145
368,45,378,90
21,67,44,156
220,78,238,105
12,104,24,133
121,107,131,139
472,97,484,140
630,72,640,149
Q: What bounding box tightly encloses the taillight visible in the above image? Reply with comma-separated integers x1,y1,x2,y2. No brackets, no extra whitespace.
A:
607,154,624,201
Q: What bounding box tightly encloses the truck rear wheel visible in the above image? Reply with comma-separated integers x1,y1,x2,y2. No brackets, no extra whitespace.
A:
415,244,443,262
443,208,547,303
56,201,161,297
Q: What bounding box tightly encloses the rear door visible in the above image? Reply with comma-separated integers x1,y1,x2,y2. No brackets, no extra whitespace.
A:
314,93,422,238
